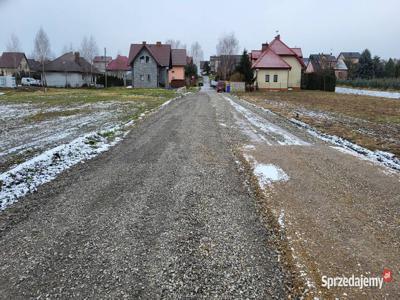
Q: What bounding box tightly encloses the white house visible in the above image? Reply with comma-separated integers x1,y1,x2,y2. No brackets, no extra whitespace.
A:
44,52,98,87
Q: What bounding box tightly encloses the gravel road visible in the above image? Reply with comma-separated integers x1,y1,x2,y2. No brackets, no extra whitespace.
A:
0,91,289,298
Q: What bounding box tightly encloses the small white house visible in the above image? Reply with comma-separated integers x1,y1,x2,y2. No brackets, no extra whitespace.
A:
44,52,98,87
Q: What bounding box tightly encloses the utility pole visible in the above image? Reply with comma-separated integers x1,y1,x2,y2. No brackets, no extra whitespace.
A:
104,47,107,88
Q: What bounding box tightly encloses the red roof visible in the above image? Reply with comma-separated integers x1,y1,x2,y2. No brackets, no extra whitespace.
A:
251,50,262,60
106,55,130,71
171,49,187,66
128,42,171,67
252,47,291,69
291,48,303,58
268,35,305,68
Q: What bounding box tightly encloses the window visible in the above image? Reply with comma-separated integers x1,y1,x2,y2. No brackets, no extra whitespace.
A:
140,56,145,64
274,75,278,82
147,74,151,81
146,56,150,63
140,75,144,81
265,74,270,82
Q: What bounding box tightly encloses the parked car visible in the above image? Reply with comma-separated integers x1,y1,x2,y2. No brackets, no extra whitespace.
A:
21,77,41,86
216,81,225,92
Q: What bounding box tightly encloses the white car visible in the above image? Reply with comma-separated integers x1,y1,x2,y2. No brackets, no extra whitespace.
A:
21,77,41,86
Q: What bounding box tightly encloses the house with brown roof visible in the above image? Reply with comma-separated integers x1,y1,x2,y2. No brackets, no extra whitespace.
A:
252,35,305,90
128,41,172,88
338,52,361,64
168,49,187,88
44,52,99,87
0,52,30,76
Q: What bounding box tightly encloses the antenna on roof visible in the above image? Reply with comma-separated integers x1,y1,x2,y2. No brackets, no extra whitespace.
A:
275,30,279,35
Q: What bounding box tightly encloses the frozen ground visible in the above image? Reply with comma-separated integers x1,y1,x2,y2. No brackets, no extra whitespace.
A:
336,86,400,99
0,93,181,210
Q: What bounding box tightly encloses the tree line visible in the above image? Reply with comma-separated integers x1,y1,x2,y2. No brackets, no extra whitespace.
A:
347,49,400,80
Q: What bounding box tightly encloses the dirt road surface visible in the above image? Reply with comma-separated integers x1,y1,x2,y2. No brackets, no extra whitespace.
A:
0,89,399,299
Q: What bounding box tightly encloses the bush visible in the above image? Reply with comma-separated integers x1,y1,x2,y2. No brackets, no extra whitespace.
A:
337,78,400,90
302,69,336,92
97,75,124,87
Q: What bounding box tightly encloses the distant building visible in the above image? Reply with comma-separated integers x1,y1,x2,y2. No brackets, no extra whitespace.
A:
128,41,171,88
334,59,348,80
44,52,99,87
305,54,337,74
106,55,130,85
338,52,361,64
0,52,30,76
169,49,187,88
93,56,112,73
252,35,305,90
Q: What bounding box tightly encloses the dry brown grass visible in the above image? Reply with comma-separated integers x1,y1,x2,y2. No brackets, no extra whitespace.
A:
237,90,400,157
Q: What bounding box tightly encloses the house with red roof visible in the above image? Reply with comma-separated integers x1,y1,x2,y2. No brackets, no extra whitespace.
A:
106,55,130,85
251,35,305,91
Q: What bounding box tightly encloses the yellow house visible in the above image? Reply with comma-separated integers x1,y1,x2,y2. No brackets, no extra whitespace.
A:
252,35,305,91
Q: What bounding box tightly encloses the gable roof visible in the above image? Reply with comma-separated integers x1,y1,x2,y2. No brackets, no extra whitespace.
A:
128,42,171,67
106,55,130,71
268,36,305,67
252,47,291,69
0,52,27,68
291,48,303,58
339,52,361,59
335,59,348,70
251,50,262,61
171,49,187,66
45,52,98,74
302,58,310,66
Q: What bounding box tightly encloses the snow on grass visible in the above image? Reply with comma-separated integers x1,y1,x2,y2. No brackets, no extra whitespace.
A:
290,118,400,172
0,126,127,210
336,87,400,99
224,95,309,145
0,96,179,211
278,209,285,229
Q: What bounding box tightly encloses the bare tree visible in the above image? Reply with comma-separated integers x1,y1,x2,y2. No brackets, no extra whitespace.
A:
6,33,21,52
61,43,74,55
216,33,239,80
190,42,204,71
33,27,51,88
165,39,186,49
80,35,99,85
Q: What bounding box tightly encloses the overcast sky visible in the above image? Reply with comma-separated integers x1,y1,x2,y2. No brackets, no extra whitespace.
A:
0,0,399,60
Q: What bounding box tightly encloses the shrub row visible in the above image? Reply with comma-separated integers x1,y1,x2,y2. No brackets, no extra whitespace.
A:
337,78,400,91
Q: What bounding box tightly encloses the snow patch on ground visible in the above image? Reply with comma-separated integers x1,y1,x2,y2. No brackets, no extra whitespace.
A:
336,87,400,99
291,118,400,172
278,209,285,229
253,164,290,188
219,123,227,127
0,92,5,96
224,95,309,145
0,96,178,211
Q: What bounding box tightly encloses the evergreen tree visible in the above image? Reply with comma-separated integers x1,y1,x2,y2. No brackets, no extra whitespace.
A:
358,49,374,79
395,61,400,78
236,50,254,86
372,56,384,78
203,61,211,75
185,63,198,79
384,58,396,78
344,58,359,80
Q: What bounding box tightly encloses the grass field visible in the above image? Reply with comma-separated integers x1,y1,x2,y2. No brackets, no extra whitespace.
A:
0,87,180,173
237,90,400,157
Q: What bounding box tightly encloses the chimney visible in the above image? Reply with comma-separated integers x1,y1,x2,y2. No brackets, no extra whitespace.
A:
156,41,162,46
142,41,146,45
74,52,80,62
262,43,269,52
275,34,280,40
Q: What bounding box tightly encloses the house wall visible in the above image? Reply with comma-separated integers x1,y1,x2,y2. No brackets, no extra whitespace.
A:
305,62,314,74
335,70,348,80
0,57,30,76
132,49,158,88
255,69,289,90
45,72,92,87
281,56,302,88
168,66,185,83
